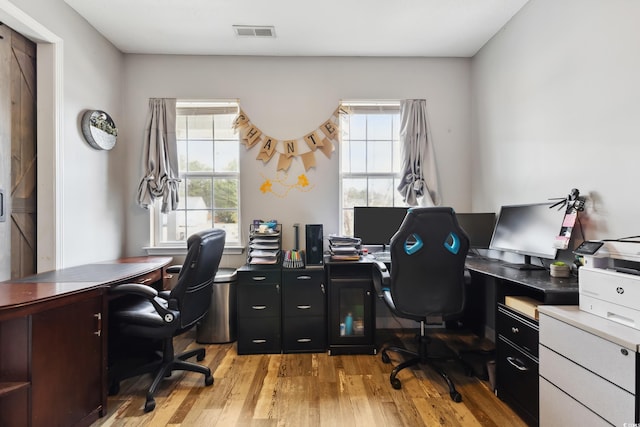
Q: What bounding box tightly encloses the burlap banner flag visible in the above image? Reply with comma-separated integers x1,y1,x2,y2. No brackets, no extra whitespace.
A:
233,108,340,171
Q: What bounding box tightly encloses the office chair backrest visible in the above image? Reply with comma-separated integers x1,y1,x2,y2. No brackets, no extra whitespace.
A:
389,207,469,320
170,228,226,329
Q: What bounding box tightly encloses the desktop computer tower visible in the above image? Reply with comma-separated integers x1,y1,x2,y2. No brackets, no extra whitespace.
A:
305,224,324,265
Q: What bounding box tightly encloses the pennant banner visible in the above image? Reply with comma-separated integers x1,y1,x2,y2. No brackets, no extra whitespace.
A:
233,107,340,171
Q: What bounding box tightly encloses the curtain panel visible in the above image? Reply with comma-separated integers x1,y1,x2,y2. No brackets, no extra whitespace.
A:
397,99,440,207
136,98,180,213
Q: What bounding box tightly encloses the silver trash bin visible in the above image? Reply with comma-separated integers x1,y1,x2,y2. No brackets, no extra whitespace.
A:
197,268,237,343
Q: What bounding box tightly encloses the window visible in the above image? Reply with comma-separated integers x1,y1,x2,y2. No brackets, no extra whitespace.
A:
154,101,241,247
340,101,404,236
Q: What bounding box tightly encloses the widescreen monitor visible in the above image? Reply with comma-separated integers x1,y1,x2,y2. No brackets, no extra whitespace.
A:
353,206,408,247
489,202,565,268
455,212,496,249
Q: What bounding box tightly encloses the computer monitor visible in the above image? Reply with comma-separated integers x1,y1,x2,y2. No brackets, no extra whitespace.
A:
455,212,496,249
489,202,565,269
353,206,408,248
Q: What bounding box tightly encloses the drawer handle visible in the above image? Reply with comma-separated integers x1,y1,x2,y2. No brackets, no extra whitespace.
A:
511,327,519,334
506,356,528,371
297,338,312,343
297,275,311,280
252,339,267,344
252,276,267,281
297,305,312,310
251,305,267,310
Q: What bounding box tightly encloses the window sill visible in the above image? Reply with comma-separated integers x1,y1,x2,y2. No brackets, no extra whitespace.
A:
143,245,245,256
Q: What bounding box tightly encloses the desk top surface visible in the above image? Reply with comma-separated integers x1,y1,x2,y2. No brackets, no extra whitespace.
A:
465,256,578,295
0,256,172,312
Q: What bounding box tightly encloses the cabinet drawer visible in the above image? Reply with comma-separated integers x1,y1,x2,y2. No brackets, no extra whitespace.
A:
237,319,281,354
540,378,610,427
539,345,634,426
497,305,538,356
282,316,326,353
282,285,325,318
539,313,636,393
237,284,280,318
282,269,323,285
238,269,281,284
497,337,538,422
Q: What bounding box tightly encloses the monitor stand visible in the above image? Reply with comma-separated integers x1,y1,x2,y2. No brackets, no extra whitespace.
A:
501,255,546,271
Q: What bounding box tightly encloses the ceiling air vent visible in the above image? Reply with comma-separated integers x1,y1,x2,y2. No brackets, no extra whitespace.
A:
233,25,276,38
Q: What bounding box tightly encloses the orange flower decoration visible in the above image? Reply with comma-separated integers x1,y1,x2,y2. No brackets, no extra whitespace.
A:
260,179,273,193
297,174,309,187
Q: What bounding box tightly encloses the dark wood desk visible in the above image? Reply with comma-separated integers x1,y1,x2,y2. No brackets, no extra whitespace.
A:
0,256,172,427
465,256,578,426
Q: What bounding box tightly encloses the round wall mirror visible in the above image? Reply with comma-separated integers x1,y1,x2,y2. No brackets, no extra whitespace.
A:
81,110,118,150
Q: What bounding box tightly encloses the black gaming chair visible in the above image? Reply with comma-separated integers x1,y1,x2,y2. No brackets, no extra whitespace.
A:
109,228,226,412
372,207,469,402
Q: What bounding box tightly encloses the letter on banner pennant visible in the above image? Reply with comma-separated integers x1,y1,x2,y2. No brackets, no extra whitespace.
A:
232,110,249,130
256,136,278,163
304,131,324,151
320,119,338,140
284,140,298,158
277,153,294,171
243,126,262,148
301,151,316,171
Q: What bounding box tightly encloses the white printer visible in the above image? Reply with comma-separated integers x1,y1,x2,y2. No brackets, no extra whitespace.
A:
578,240,640,330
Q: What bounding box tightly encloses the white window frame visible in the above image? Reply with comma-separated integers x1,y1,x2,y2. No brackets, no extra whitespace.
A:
339,101,404,237
148,100,243,255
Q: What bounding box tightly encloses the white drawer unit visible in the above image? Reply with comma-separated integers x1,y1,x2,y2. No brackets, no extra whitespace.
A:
539,305,640,426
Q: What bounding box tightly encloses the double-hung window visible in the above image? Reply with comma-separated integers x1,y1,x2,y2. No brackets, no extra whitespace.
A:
340,101,404,236
154,100,241,248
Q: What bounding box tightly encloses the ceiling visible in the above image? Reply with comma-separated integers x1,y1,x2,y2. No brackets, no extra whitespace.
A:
64,0,529,57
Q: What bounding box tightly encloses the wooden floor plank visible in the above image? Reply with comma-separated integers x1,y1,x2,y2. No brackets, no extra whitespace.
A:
92,330,527,427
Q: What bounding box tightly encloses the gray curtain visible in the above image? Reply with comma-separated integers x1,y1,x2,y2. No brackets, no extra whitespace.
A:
136,98,180,213
397,99,440,207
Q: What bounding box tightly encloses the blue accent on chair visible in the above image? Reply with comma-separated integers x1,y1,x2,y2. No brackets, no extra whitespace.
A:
404,233,424,255
444,232,460,254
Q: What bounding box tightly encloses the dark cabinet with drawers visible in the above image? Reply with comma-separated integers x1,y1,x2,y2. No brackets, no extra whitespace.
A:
281,268,326,353
236,265,282,354
237,265,327,355
496,304,539,426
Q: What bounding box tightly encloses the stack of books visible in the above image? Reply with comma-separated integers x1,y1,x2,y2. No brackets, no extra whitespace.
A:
328,235,361,261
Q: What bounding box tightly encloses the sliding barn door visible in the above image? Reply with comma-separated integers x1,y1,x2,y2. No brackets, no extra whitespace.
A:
0,24,37,279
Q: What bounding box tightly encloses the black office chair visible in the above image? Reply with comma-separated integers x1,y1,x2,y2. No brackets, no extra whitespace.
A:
372,207,469,402
108,228,226,412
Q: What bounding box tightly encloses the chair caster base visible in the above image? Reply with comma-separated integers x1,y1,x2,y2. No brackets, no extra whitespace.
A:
205,374,214,386
450,391,462,403
382,352,391,364
391,377,402,390
144,397,156,413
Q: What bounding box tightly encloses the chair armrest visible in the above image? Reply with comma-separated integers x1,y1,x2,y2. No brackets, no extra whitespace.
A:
166,264,182,274
110,283,177,323
371,260,390,299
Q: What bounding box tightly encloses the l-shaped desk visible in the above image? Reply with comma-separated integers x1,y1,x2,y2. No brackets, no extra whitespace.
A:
0,256,172,427
464,256,578,426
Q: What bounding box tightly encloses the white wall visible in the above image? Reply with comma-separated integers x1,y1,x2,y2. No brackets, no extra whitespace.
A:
472,0,640,242
2,0,125,268
122,56,473,267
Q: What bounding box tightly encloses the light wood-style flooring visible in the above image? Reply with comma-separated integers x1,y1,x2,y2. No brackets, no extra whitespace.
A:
92,330,526,427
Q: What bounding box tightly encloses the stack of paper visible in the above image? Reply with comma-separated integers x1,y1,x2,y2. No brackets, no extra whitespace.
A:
248,228,281,265
328,235,361,261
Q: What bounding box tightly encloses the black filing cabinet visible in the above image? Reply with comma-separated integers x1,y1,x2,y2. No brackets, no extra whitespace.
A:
281,268,326,353
496,304,539,426
236,265,281,354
